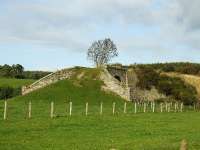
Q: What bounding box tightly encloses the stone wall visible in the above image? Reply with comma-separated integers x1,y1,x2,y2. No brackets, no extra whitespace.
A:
106,65,165,101
22,68,73,95
107,66,127,85
100,68,131,101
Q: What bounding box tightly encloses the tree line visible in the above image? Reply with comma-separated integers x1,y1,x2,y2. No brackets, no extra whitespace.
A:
0,64,51,79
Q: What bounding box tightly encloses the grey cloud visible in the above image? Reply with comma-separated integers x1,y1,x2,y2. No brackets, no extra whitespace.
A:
0,0,200,52
177,0,200,31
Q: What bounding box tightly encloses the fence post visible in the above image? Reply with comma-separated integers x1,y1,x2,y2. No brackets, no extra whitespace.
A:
69,102,72,116
3,100,7,120
86,102,88,116
100,102,103,115
150,101,153,109
160,103,163,113
28,101,32,119
50,101,54,118
152,102,155,113
174,103,176,112
124,102,127,114
144,103,146,113
112,102,116,115
134,102,137,114
175,102,178,112
180,103,183,112
180,139,187,150
165,103,167,112
168,103,170,112
177,102,179,112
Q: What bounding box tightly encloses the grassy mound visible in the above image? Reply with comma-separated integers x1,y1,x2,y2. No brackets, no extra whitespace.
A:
0,68,125,118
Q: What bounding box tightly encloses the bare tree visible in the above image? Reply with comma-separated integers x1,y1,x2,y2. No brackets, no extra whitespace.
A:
87,38,118,67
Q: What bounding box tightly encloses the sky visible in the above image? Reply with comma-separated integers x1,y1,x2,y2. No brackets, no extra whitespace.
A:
0,0,200,71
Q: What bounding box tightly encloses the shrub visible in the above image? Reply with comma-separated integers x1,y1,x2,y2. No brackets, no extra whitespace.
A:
157,75,198,105
162,64,175,72
0,86,21,100
134,66,198,105
136,67,160,90
135,62,200,76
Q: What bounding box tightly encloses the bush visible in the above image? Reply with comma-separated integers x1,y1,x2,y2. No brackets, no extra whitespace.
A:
136,67,160,90
157,75,198,105
135,62,200,75
0,86,21,100
162,64,175,72
134,65,198,105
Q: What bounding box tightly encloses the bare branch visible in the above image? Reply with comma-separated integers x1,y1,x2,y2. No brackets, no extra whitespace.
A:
87,38,118,67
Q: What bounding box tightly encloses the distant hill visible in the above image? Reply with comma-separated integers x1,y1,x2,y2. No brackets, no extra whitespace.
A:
130,62,200,76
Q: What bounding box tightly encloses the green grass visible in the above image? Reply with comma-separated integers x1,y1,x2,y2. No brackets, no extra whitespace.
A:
0,68,199,150
0,78,35,88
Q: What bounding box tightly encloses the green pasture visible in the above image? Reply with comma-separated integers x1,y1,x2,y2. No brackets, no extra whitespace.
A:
0,78,35,88
0,68,199,150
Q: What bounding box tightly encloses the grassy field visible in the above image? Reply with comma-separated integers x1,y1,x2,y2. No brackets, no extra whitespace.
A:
0,78,35,88
0,68,199,150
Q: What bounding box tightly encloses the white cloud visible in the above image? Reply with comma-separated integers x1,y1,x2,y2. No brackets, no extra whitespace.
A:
0,0,200,54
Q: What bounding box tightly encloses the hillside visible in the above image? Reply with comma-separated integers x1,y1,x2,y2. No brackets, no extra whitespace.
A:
163,72,200,98
19,66,200,105
0,67,126,118
0,67,200,149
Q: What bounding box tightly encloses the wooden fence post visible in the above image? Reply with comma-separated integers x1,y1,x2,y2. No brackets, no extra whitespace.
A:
180,103,183,112
124,102,127,114
160,103,163,113
174,103,176,112
3,100,7,120
177,102,179,112
165,103,168,112
28,101,31,119
168,103,170,112
144,103,146,113
152,102,155,113
86,102,88,116
150,101,153,109
50,101,54,118
180,139,188,150
100,102,103,115
134,102,137,114
112,102,116,115
69,102,72,116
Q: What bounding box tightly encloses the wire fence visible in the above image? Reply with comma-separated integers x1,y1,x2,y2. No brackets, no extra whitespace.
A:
1,100,199,120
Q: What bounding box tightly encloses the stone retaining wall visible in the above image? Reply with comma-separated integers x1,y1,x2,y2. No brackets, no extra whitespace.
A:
22,68,73,95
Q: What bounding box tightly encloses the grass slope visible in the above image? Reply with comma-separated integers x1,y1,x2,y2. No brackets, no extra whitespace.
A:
0,68,200,150
0,78,35,88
